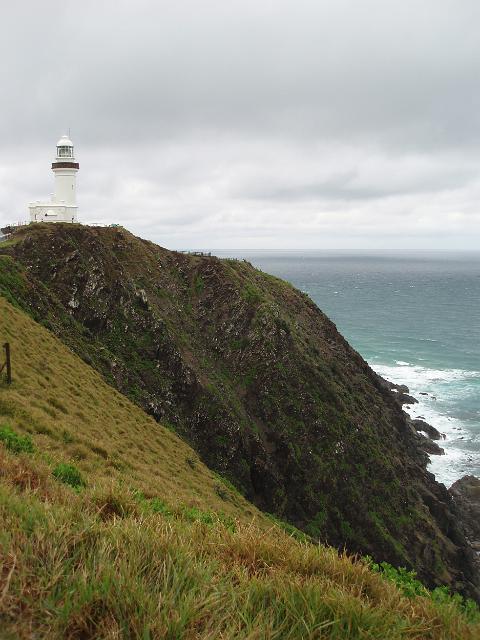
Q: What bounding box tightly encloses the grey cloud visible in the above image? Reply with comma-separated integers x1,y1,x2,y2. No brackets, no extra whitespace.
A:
1,1,480,249
237,165,479,202
2,1,480,148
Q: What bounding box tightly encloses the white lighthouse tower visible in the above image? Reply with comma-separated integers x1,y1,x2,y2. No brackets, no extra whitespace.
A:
29,135,79,223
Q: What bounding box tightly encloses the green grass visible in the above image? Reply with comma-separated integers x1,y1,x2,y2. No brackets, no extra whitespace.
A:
193,274,204,295
0,424,34,454
0,255,26,308
0,454,478,639
242,283,262,304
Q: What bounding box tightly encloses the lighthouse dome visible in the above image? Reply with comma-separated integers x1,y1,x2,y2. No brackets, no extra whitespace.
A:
56,135,73,147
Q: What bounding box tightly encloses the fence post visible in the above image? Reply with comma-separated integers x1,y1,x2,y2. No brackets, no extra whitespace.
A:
3,343,11,384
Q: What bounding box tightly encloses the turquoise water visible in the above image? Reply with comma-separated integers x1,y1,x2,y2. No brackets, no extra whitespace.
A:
219,251,480,487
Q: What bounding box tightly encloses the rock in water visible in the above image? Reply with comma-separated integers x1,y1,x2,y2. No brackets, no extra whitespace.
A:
411,418,443,440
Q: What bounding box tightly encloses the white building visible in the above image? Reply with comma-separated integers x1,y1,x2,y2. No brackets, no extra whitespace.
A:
29,135,79,223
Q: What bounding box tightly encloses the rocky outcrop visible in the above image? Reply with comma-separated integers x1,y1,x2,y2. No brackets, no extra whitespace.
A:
377,376,418,407
377,375,445,456
416,434,445,456
450,476,480,550
411,418,444,441
1,223,479,601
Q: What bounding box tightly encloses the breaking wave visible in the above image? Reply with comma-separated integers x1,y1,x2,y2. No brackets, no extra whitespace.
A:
371,361,480,487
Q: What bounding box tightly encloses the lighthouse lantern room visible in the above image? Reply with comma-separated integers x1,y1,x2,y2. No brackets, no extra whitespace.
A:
29,135,79,223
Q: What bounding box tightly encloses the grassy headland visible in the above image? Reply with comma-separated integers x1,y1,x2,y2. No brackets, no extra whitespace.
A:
0,226,479,637
1,223,478,596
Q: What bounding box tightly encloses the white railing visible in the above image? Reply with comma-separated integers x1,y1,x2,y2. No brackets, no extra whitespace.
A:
3,220,28,229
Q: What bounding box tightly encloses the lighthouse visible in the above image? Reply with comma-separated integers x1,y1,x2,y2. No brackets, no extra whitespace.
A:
29,135,79,223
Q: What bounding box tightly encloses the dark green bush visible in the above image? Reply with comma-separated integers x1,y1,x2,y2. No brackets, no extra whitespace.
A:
366,559,426,598
52,463,86,489
365,557,480,622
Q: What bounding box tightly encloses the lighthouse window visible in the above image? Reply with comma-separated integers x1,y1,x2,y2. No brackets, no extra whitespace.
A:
58,146,72,157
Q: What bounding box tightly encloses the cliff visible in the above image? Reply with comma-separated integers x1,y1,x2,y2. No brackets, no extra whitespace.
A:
1,222,479,599
1,294,478,636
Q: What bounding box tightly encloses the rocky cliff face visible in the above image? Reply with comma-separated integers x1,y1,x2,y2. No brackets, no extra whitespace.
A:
1,223,479,600
450,477,480,554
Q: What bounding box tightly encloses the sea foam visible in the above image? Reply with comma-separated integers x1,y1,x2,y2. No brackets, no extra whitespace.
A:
371,361,480,487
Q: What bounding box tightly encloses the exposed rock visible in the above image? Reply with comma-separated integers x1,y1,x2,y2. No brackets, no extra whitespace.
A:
376,376,419,407
416,434,445,456
375,375,408,396
450,476,480,544
397,392,418,406
411,418,444,441
380,381,446,456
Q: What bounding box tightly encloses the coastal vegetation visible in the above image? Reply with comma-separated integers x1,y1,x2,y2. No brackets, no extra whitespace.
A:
0,298,478,637
0,224,479,630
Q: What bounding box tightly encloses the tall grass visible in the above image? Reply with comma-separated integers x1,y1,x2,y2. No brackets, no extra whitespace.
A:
0,447,478,639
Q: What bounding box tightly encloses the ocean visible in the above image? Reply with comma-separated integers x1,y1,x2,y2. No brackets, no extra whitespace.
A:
218,251,480,487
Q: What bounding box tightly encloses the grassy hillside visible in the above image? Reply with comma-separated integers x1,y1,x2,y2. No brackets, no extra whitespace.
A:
1,223,479,599
0,301,479,637
0,296,258,520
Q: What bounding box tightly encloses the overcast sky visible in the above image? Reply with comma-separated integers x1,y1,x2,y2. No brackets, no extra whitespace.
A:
1,0,479,250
